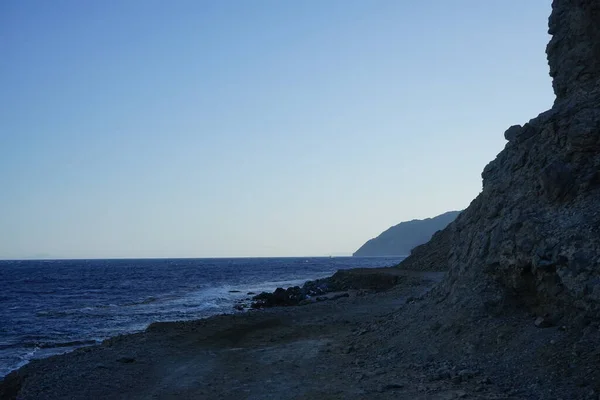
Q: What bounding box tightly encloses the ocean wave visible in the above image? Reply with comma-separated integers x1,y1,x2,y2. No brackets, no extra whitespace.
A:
35,310,74,318
121,296,160,307
12,348,39,372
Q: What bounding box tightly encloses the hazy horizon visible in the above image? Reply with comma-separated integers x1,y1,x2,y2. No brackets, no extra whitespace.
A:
0,254,365,261
1,1,554,259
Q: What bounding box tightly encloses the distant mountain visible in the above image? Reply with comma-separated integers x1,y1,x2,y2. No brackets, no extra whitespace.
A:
353,211,461,257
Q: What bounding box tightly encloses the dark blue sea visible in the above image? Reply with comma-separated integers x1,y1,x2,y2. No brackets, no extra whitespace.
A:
0,256,404,378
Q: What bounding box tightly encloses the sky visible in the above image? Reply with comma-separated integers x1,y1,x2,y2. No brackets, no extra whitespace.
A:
0,0,554,259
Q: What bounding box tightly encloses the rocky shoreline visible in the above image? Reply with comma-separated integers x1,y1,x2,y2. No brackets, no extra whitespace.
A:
2,266,598,399
243,267,411,309
1,268,453,400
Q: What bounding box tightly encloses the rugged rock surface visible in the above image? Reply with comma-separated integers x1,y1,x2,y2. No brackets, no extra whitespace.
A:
353,211,460,257
546,0,600,101
396,227,453,271
251,268,410,308
400,0,600,321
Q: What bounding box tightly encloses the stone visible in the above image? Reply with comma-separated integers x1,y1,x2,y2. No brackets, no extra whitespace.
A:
534,317,553,328
478,377,492,385
457,369,478,379
381,383,404,391
251,286,308,308
329,292,350,301
504,125,522,141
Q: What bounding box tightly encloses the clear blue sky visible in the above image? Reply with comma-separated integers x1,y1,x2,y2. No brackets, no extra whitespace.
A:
1,0,553,259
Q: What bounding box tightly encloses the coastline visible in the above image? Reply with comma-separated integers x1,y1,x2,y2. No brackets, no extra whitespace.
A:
0,265,408,377
0,267,446,399
2,266,598,399
0,257,405,379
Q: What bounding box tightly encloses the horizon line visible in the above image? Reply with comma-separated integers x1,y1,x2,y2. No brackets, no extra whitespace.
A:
0,255,408,262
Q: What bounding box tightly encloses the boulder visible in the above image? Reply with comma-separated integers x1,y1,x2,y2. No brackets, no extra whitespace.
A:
504,125,522,142
534,317,553,328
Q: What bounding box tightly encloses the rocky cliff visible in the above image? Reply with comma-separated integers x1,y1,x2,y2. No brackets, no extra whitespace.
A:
395,227,454,271
400,0,600,321
353,211,460,257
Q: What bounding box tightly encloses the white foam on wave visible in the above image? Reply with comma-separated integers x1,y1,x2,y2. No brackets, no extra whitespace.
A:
18,348,39,364
0,346,40,378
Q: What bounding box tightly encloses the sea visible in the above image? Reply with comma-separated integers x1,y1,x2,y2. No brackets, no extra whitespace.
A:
0,256,404,378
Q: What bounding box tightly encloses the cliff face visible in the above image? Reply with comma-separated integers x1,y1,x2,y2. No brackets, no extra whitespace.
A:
395,227,454,271
402,0,600,319
547,0,600,101
353,211,460,257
